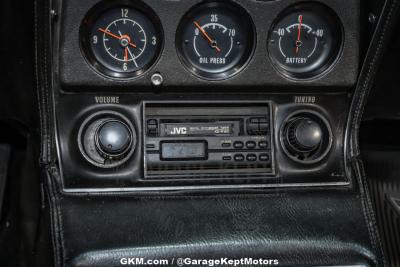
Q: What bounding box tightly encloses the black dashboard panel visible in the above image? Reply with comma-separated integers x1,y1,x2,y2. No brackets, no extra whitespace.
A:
57,0,360,90
51,0,360,192
31,0,397,264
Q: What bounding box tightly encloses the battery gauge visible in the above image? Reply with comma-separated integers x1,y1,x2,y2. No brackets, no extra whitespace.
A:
268,3,343,79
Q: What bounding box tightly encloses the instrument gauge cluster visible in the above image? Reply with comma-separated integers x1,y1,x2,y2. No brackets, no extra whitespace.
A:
78,1,347,82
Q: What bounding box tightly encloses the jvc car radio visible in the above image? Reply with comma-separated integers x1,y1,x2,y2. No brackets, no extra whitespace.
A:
143,102,274,179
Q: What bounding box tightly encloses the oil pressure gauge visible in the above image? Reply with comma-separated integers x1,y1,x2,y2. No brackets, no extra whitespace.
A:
176,2,255,80
268,3,343,79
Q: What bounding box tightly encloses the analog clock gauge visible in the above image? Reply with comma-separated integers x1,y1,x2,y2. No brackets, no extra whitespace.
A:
80,2,163,79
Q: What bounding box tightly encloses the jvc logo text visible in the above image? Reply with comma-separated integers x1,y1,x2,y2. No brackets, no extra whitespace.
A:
170,127,187,135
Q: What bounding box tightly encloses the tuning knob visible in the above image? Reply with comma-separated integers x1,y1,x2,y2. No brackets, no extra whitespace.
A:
287,118,322,152
95,119,133,159
281,111,332,163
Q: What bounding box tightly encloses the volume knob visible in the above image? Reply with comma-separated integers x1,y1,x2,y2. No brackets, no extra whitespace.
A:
95,119,133,159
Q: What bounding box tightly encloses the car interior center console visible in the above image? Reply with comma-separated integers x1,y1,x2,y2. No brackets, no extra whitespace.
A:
35,0,395,265
52,0,359,192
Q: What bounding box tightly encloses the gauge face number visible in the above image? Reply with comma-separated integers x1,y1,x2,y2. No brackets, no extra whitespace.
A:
268,4,342,79
192,20,235,68
82,6,162,78
177,2,255,80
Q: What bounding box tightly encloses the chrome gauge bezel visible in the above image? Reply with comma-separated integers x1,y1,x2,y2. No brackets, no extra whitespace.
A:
79,0,164,79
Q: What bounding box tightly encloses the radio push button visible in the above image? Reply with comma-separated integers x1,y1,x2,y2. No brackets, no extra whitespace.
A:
221,142,231,148
247,117,269,135
246,141,256,149
233,141,244,149
234,154,245,162
146,143,156,149
259,153,270,162
247,118,260,135
222,156,232,161
146,119,158,136
258,118,269,134
258,141,269,149
246,154,257,162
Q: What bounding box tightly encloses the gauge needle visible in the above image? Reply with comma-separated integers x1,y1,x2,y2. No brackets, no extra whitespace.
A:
98,28,137,48
194,21,221,53
126,47,138,67
296,15,303,54
124,47,128,61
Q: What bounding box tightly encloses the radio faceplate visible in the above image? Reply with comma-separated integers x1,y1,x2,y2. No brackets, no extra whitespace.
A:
55,94,349,191
143,102,274,179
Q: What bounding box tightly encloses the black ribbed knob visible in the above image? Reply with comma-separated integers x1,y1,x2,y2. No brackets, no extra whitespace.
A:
95,120,133,159
287,118,322,152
